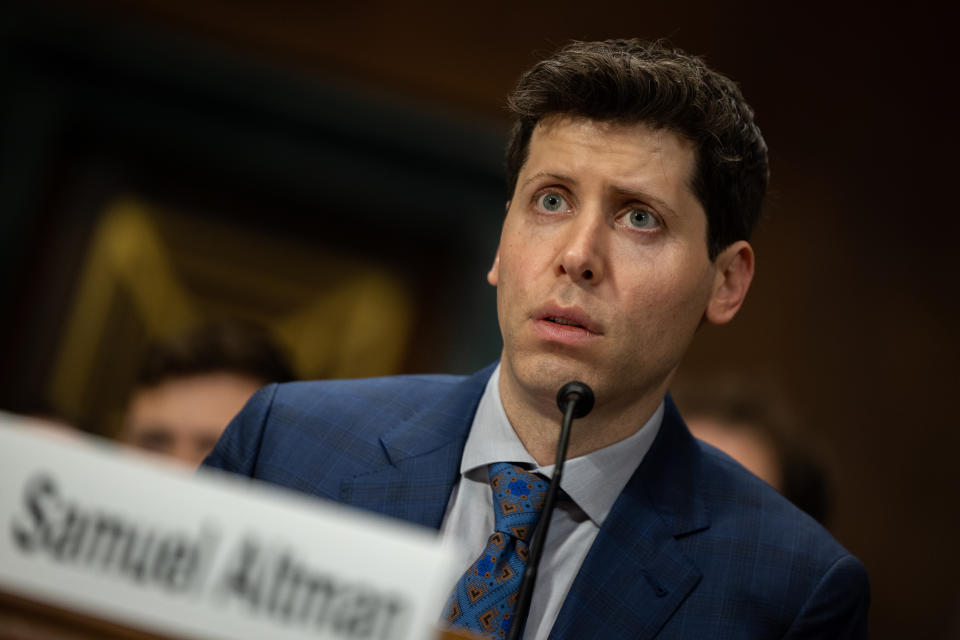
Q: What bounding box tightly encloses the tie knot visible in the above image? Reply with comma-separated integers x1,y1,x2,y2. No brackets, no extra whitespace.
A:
487,462,549,541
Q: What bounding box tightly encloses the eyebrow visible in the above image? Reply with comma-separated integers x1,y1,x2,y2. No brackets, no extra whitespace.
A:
132,427,174,446
519,172,577,191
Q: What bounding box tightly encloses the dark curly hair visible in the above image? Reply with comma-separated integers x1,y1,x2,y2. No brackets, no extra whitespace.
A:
136,320,294,388
505,39,768,259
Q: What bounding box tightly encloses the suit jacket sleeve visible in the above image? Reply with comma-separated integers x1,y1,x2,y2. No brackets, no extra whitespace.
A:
202,383,279,476
784,553,870,639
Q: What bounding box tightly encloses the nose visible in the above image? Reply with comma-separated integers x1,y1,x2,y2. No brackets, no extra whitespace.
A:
556,212,605,283
171,439,202,468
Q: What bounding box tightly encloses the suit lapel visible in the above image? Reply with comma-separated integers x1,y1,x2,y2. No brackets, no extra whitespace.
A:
339,365,496,530
337,372,709,637
550,397,709,639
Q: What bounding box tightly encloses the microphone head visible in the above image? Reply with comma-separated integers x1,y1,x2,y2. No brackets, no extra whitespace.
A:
556,381,595,419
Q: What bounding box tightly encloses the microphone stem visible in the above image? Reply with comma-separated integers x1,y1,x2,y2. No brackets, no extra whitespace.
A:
506,399,577,640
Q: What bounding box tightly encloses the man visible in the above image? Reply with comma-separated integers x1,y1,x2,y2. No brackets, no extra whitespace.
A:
204,40,869,638
122,321,293,467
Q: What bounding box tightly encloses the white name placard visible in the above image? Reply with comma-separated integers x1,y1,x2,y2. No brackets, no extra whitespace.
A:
0,414,455,640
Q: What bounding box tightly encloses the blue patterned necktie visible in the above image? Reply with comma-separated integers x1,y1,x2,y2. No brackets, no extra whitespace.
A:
444,462,549,638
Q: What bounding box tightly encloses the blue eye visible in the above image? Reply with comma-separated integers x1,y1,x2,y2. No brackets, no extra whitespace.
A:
538,192,568,212
627,209,659,229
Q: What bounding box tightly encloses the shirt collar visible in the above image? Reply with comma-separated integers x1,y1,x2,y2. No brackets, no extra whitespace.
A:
462,364,663,527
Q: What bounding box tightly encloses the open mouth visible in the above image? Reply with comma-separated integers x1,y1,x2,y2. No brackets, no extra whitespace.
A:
546,316,586,329
534,305,601,338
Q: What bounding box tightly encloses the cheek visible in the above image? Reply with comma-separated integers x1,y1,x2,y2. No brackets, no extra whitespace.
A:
497,234,549,292
622,259,713,328
495,258,530,318
500,213,559,259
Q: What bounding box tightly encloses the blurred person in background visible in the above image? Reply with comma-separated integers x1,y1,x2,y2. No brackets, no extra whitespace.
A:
672,374,833,526
121,320,293,467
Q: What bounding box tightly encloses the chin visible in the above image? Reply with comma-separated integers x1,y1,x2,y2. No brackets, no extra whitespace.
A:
510,352,601,398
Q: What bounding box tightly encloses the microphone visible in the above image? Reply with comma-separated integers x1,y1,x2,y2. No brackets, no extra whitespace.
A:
556,381,595,419
507,381,595,640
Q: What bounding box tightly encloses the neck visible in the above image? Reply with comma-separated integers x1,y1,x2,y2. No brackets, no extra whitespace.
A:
497,366,666,466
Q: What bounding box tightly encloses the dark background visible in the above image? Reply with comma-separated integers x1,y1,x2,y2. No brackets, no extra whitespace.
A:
2,2,957,637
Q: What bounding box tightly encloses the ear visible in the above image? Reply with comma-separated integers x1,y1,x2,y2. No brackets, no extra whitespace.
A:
487,246,501,286
705,240,754,325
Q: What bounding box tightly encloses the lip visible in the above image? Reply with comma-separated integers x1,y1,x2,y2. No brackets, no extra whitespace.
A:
531,304,602,344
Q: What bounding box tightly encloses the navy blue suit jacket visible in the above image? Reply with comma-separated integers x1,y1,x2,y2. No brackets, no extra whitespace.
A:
204,364,869,639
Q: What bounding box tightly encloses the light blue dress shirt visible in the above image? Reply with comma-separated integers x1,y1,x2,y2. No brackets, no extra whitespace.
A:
440,364,663,640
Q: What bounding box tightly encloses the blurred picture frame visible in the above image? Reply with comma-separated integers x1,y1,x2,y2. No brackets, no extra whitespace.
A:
0,7,505,434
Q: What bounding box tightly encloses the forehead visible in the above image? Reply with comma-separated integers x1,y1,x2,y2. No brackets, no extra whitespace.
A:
529,114,692,178
518,116,702,217
127,373,262,429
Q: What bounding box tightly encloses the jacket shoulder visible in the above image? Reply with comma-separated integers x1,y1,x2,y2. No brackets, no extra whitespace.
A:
203,373,471,496
273,373,470,430
685,441,869,636
696,439,846,557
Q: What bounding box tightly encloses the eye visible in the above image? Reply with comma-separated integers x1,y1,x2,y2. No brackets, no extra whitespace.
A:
133,428,173,452
537,191,570,213
625,208,660,230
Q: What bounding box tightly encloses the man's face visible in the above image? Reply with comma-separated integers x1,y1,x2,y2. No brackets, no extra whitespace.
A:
123,372,262,468
489,116,750,413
